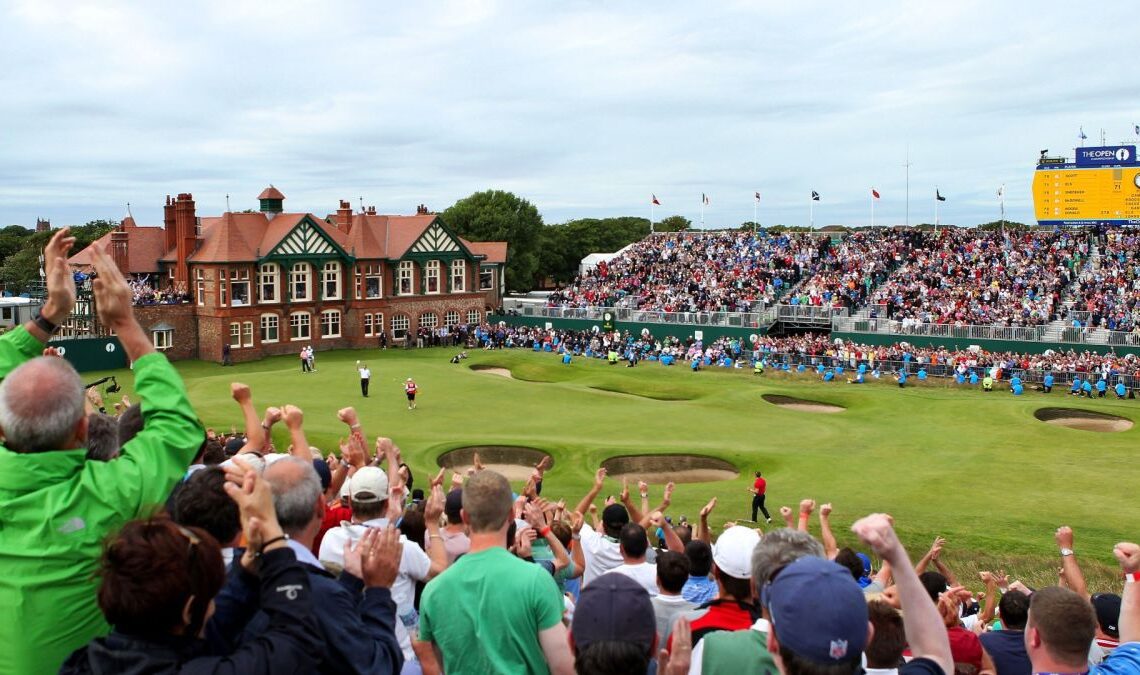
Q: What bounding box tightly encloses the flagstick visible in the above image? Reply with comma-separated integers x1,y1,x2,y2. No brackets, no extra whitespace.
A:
934,188,939,234
753,197,758,234
810,197,814,231
650,202,655,234
871,192,875,228
700,200,705,230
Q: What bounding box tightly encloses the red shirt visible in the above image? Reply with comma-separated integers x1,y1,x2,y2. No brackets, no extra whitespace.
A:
668,599,758,652
946,626,983,673
753,477,767,495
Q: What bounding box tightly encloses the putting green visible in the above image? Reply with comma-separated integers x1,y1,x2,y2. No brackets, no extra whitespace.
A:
82,347,1139,590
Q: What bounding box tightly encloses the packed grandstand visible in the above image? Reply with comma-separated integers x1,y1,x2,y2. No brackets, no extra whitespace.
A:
544,227,1138,338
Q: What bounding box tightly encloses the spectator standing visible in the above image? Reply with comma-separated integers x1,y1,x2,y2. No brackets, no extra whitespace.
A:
652,551,697,643
357,361,371,397
0,233,205,675
682,540,719,606
979,590,1031,675
571,573,659,675
607,522,658,596
417,470,573,674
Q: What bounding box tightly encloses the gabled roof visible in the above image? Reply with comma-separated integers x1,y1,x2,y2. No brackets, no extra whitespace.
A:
465,240,508,264
341,213,438,259
68,222,167,274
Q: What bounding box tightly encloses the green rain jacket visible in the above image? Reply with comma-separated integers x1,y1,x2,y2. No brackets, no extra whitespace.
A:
0,327,204,675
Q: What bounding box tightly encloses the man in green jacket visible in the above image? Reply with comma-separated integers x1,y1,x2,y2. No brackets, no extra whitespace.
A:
0,230,204,675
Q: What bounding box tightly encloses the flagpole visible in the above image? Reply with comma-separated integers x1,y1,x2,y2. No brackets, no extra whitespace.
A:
810,196,814,231
999,184,1005,236
934,187,939,234
700,198,705,229
753,195,758,233
871,191,875,228
650,202,655,234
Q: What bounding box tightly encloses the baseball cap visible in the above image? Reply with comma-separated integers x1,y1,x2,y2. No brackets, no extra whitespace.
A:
350,467,389,502
602,504,630,529
762,556,868,664
1092,593,1121,638
712,526,761,579
571,572,656,653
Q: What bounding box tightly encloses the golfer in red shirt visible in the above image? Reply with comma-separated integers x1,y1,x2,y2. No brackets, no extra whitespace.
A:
750,471,771,523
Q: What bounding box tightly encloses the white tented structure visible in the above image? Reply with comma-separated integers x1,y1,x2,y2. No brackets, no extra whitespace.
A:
0,297,38,330
578,243,636,277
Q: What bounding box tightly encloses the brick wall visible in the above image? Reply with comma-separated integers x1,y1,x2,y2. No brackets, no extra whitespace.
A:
134,304,198,361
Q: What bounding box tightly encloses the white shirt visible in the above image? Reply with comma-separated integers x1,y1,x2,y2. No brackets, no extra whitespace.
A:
607,562,658,596
579,523,624,586
318,518,432,661
359,367,371,379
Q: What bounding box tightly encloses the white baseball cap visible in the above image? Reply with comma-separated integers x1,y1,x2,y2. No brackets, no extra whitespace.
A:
349,467,389,503
713,526,761,579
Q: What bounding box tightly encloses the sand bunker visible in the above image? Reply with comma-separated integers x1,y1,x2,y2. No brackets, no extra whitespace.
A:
601,454,739,484
471,365,514,379
1034,408,1133,433
437,446,551,481
762,394,845,414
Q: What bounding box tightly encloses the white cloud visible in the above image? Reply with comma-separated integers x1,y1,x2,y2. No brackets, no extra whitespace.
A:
1,0,1137,231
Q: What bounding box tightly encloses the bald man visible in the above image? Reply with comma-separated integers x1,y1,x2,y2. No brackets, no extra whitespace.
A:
0,231,204,675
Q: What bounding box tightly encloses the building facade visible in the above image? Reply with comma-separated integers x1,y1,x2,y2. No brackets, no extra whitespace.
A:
68,187,508,363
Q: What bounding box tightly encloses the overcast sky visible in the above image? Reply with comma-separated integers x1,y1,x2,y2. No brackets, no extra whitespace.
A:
2,0,1138,232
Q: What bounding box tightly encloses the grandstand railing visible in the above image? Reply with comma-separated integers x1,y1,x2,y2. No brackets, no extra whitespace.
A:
502,300,775,329
775,304,849,323
832,315,1140,347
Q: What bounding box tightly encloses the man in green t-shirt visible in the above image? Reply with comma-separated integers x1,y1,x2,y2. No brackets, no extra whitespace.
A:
418,471,574,674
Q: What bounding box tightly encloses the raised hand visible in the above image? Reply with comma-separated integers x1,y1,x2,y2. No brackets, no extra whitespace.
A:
524,500,546,529
820,503,833,517
474,452,485,471
663,481,675,505
1055,526,1075,550
360,526,403,589
658,617,692,675
283,404,303,429
264,406,283,426
593,467,607,488
930,536,946,560
637,480,649,496
430,466,446,488
535,455,552,472
779,506,792,518
851,513,904,562
41,228,78,324
230,382,252,404
699,497,717,519
515,526,537,558
336,407,358,426
571,510,585,534
1114,541,1140,573
620,477,630,502
799,499,816,515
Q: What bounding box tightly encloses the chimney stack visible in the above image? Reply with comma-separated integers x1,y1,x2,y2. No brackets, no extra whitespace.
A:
173,193,197,287
163,195,177,254
336,200,353,232
110,228,130,276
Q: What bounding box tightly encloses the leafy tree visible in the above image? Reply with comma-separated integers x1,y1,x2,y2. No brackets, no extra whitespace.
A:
0,220,115,293
655,215,690,232
976,219,1028,231
440,191,543,292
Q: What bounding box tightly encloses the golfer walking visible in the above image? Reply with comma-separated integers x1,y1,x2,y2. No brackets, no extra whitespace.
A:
404,377,418,410
750,471,772,523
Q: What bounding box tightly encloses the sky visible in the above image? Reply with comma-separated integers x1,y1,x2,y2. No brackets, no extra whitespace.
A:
2,0,1138,232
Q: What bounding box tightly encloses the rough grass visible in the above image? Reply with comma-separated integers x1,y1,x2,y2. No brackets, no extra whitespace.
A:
83,346,1139,593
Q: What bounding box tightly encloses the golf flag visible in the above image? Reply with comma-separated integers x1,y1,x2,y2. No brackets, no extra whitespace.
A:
651,194,660,205
702,193,710,205
997,185,1005,198
811,191,820,201
1079,126,1088,140
1134,123,1139,136
936,189,946,202
872,189,880,199
754,191,761,203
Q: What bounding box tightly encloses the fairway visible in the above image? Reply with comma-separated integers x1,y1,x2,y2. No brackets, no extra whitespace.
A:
85,347,1139,589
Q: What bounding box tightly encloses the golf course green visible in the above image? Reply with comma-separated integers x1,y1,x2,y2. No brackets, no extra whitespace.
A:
84,346,1139,590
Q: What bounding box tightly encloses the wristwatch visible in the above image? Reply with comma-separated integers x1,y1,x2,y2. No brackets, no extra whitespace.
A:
32,311,59,335
1060,547,1074,557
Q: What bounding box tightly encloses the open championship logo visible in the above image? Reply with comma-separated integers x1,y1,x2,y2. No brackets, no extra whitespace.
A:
1116,148,1131,162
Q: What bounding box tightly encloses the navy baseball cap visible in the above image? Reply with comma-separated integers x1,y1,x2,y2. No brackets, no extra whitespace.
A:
571,573,656,653
763,556,868,664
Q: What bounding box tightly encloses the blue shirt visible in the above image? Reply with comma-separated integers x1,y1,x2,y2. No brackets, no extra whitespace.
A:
1116,383,1127,396
1094,642,1140,674
681,575,717,605
1044,375,1054,387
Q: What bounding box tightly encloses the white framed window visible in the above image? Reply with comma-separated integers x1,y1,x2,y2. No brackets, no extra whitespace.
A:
419,312,438,330
259,263,279,304
322,261,341,300
391,314,410,340
479,265,494,290
230,269,250,306
467,309,481,325
374,313,383,336
425,260,441,294
398,261,414,295
230,322,242,348
219,268,228,307
290,311,311,340
445,310,460,327
451,260,466,293
364,264,382,298
363,313,374,336
290,263,311,301
195,269,206,306
153,329,173,351
320,309,341,338
242,321,254,347
260,314,279,343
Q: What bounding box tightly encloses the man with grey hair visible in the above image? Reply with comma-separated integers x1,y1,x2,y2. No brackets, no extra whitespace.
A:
229,455,403,674
0,231,206,675
686,528,824,673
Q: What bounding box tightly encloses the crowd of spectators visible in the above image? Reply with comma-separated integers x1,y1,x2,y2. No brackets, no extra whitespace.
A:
1072,228,1140,333
786,230,926,311
547,231,829,314
3,229,1139,675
